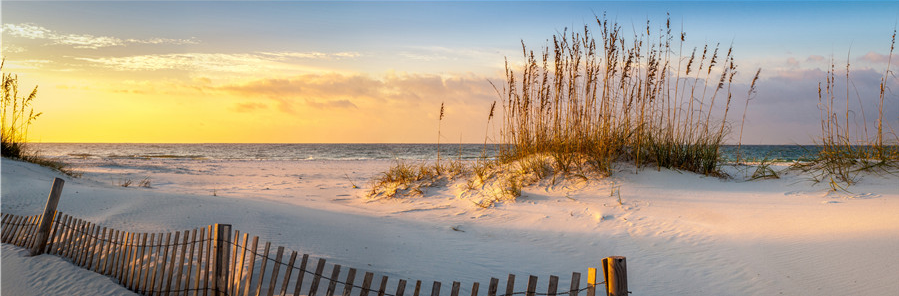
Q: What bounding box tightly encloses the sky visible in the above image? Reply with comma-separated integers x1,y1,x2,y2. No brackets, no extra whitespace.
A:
1,1,898,144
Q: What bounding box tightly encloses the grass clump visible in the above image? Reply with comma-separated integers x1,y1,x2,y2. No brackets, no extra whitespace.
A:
368,159,466,199
794,31,899,191
2,60,42,159
493,15,759,178
1,60,78,177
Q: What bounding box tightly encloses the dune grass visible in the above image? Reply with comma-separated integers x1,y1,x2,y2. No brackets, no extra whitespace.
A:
1,60,78,177
793,30,899,191
494,15,759,178
368,15,762,204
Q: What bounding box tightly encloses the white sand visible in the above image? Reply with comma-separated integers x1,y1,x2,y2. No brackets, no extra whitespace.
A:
2,157,898,295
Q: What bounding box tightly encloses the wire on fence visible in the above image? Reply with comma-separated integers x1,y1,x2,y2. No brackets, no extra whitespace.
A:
5,215,608,296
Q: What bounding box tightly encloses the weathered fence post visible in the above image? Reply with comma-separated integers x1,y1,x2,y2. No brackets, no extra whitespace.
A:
30,178,65,256
212,223,232,296
602,256,627,296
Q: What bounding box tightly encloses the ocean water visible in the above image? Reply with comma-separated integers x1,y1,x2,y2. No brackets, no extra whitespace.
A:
30,143,819,163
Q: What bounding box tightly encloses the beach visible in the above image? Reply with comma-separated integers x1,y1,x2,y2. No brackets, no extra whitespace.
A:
2,154,897,295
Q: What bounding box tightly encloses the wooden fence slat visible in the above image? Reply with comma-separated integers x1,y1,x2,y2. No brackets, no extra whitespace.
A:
396,279,408,296
165,231,183,296
91,227,106,271
15,215,32,246
526,276,537,296
2,215,18,243
470,283,479,296
101,228,113,275
48,215,63,255
253,241,272,296
278,251,298,296
504,275,515,296
112,230,125,278
307,258,327,296
604,256,627,296
65,218,82,259
152,232,165,295
341,268,357,296
67,219,81,262
85,224,98,269
431,281,441,296
377,276,389,296
4,215,22,244
194,228,208,296
211,224,231,296
112,230,124,282
100,228,114,275
291,254,310,296
204,225,213,296
266,246,285,296
0,214,10,242
59,217,74,258
242,236,259,296
547,275,558,296
86,223,101,269
325,264,342,296
134,232,149,292
14,215,34,247
0,215,17,243
413,280,422,296
0,214,11,242
235,233,249,296
451,281,461,296
129,233,145,290
487,278,498,296
25,215,40,247
123,232,136,288
181,229,197,296
44,212,64,254
586,268,596,296
174,230,190,296
22,214,40,248
161,232,176,296
229,230,240,294
141,233,156,295
75,221,90,266
359,272,374,296
569,272,581,296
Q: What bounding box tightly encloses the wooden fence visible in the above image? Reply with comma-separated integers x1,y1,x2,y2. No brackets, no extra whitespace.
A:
0,178,629,296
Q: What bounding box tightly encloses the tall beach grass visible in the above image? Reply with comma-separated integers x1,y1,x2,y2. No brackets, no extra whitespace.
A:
494,15,759,177
1,60,76,176
795,30,899,190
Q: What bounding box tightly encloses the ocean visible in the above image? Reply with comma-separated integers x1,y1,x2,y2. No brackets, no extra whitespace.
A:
31,143,819,163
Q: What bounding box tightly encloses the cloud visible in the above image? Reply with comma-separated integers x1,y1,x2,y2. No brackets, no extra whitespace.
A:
232,102,269,113
806,55,826,63
859,51,899,66
76,53,269,71
217,72,497,114
2,23,197,49
258,51,361,60
75,51,356,74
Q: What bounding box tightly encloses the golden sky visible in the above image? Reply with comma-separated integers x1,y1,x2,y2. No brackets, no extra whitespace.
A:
3,1,898,144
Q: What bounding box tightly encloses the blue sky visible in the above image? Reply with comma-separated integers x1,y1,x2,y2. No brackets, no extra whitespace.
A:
2,1,898,143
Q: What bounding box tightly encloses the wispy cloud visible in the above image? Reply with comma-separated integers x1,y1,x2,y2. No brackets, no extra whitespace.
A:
859,51,899,66
258,51,361,60
2,23,197,49
75,51,360,74
218,72,496,113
